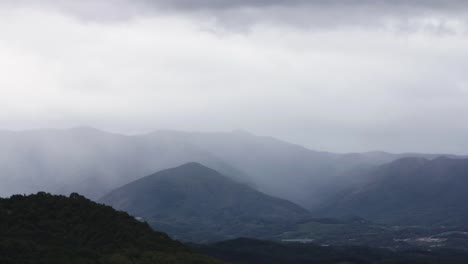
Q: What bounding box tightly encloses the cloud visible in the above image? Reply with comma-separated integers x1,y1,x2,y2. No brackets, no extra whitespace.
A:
12,0,468,11
0,2,468,153
3,0,468,29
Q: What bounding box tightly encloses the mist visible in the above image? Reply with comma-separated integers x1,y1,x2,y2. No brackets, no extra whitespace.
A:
4,2,468,262
0,127,456,212
1,1,468,153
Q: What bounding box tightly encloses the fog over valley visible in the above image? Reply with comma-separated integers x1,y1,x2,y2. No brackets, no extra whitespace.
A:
2,1,468,263
0,127,463,208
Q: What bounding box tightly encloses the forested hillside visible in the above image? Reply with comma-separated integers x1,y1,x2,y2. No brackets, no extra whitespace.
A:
0,192,220,264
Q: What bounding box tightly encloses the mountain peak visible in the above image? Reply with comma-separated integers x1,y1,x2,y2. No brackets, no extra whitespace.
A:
100,164,310,242
67,126,116,135
140,162,224,183
177,162,211,170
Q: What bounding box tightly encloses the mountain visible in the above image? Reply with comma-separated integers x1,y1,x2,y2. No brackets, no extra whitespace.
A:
0,127,250,200
0,192,220,264
318,157,468,226
146,131,466,209
99,163,310,242
141,131,408,209
0,127,453,208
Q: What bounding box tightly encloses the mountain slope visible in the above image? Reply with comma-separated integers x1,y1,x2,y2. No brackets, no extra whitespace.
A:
0,192,220,264
141,131,389,209
99,163,310,242
0,127,453,209
318,157,468,226
140,130,454,209
0,127,250,199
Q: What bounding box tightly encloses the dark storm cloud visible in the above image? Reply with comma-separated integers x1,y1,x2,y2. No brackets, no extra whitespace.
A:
4,0,468,23
149,0,468,32
144,0,468,27
146,0,468,10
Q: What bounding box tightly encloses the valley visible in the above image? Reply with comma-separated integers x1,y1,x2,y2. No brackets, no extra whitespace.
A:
2,128,468,263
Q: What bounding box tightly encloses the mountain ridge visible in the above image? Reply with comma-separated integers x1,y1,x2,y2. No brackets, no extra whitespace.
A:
99,163,311,242
317,156,468,226
0,127,463,210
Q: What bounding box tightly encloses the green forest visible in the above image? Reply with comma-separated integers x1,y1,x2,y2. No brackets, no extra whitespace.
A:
0,192,220,264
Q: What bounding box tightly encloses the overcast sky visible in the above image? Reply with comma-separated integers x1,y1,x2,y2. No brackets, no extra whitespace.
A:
1,0,468,153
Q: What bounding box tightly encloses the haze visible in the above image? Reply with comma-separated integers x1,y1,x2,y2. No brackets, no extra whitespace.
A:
1,0,468,154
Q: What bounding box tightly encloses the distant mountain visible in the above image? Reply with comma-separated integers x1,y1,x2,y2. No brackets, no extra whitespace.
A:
0,127,454,208
317,157,468,226
0,127,250,200
99,163,310,242
138,130,459,209
0,192,220,264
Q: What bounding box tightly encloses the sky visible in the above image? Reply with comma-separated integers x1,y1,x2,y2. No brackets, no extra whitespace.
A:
1,0,468,154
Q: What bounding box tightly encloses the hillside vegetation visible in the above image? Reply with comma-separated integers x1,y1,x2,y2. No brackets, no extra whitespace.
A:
0,192,220,264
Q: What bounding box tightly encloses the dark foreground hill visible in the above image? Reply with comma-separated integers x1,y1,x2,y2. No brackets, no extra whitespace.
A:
194,238,468,264
99,163,310,242
0,192,220,264
318,157,468,226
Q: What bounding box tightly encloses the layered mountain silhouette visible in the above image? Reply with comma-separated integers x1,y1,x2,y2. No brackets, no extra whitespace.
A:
0,192,220,264
0,127,451,209
318,157,468,226
99,163,310,242
0,127,249,200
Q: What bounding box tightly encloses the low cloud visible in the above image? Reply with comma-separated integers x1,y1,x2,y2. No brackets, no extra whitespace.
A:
1,1,468,153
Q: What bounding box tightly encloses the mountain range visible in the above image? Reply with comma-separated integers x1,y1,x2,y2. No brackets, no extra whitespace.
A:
3,127,468,258
99,159,468,246
99,163,310,242
0,127,453,210
317,156,468,226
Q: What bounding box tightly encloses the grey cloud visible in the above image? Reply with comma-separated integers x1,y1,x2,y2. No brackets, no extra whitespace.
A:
3,0,468,26
1,0,468,154
146,0,468,10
